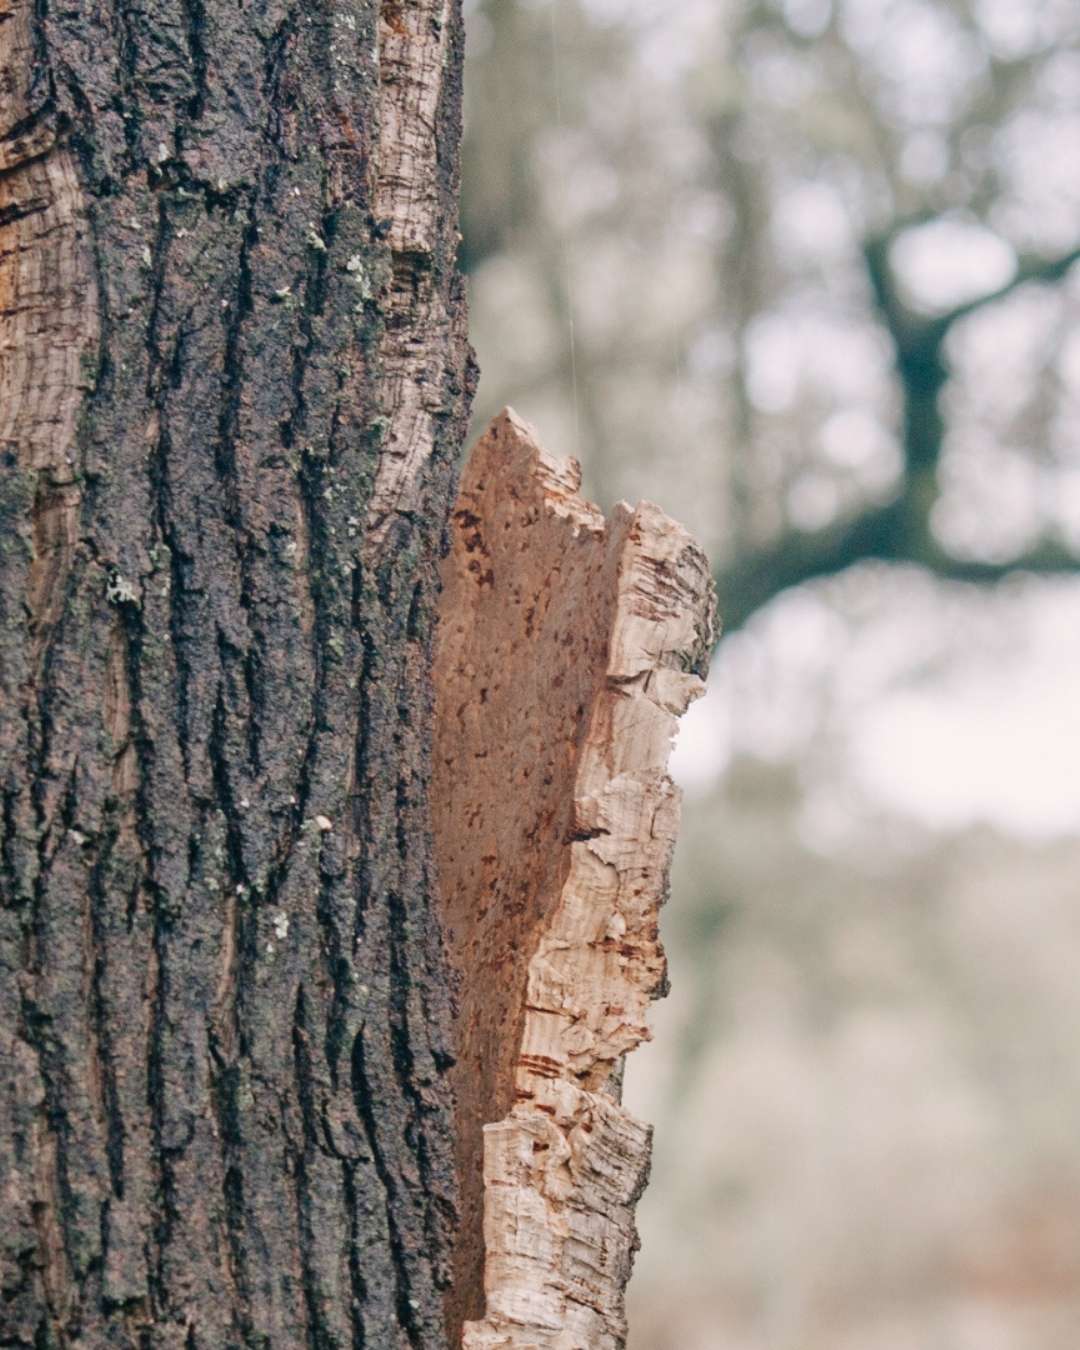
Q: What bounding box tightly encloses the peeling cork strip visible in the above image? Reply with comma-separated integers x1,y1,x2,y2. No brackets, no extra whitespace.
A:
433,409,717,1348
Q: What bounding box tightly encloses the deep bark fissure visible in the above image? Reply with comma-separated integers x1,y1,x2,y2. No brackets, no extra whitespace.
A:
85,826,127,1203
349,1024,422,1350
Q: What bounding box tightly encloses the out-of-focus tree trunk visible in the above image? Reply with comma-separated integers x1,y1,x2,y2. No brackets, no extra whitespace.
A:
0,0,473,1342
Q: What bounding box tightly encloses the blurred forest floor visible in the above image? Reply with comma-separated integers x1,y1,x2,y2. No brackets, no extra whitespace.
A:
626,756,1080,1349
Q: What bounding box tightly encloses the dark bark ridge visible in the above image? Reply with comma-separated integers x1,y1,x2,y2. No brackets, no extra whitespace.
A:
1,0,473,1345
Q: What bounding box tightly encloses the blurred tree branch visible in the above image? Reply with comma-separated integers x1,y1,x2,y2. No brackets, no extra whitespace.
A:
718,233,1080,632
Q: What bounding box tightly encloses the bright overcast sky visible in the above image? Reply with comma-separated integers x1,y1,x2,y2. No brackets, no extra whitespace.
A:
671,574,1080,840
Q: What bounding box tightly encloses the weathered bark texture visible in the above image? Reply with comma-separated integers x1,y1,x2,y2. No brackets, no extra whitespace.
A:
433,411,716,1348
0,0,473,1343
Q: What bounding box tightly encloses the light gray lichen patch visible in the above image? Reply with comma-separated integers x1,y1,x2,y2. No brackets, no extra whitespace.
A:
106,571,139,606
346,253,373,303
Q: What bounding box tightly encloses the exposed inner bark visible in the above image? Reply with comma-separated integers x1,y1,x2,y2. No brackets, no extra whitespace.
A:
433,410,716,1347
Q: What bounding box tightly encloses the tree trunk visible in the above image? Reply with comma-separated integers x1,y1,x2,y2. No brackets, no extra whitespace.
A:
0,0,473,1343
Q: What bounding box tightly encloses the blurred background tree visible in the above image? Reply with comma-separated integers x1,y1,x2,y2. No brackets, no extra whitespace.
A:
462,2,1080,1346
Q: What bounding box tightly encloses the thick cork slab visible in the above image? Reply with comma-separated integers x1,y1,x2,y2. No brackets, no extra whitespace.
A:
433,409,716,1347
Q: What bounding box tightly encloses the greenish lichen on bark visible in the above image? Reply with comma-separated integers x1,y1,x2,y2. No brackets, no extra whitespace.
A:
0,0,474,1344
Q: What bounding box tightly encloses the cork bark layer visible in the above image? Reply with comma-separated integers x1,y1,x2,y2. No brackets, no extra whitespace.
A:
433,411,716,1347
0,0,473,1344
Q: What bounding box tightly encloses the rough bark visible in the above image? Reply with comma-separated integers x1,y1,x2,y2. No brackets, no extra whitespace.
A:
0,0,473,1343
433,411,716,1347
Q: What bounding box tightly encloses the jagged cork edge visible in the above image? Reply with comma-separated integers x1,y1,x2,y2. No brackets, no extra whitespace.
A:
444,411,716,1348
